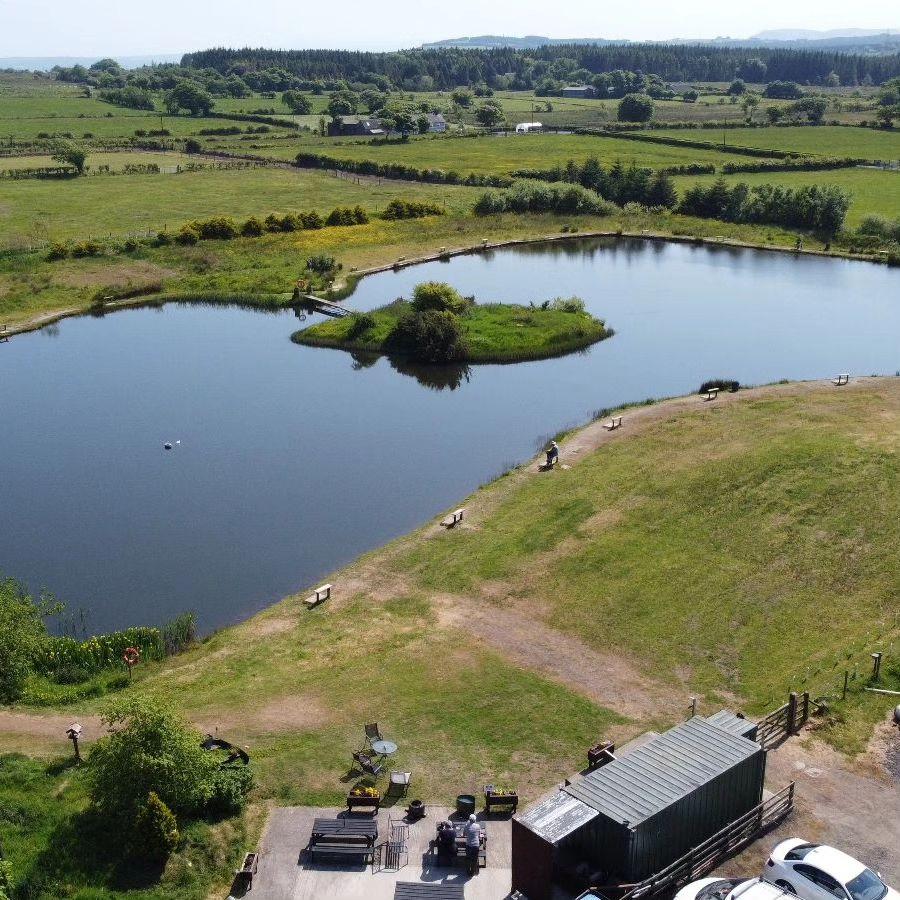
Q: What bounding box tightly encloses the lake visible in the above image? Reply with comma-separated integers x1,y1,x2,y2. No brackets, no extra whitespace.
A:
2,237,898,634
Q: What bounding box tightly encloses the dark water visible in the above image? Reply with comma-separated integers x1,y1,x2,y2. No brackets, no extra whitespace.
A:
2,238,898,635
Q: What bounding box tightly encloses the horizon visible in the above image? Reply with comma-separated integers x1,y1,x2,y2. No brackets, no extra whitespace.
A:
2,0,898,58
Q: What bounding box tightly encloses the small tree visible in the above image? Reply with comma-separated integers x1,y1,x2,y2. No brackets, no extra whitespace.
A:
88,696,218,818
326,90,358,122
474,100,504,128
164,82,213,116
682,88,700,103
282,90,312,115
741,93,760,122
451,88,473,108
617,94,654,123
390,309,468,363
51,140,87,174
727,79,747,96
133,792,180,862
0,576,57,703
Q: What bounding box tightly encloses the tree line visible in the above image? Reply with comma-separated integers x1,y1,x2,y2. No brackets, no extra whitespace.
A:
182,44,900,89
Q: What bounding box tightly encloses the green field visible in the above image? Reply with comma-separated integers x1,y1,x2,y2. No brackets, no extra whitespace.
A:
653,125,900,161
672,167,900,227
0,150,196,172
0,164,474,243
287,132,731,174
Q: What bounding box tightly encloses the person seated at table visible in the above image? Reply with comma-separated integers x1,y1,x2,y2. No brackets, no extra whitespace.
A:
464,814,482,875
436,821,456,865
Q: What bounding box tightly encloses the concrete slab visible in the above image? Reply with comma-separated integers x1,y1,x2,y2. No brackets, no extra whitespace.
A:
250,805,514,900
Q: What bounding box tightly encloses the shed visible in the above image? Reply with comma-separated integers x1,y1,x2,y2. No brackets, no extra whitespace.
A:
561,85,595,99
512,716,766,900
706,709,759,741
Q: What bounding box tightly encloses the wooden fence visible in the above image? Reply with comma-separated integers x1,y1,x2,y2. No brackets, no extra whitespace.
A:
610,783,796,900
756,691,810,750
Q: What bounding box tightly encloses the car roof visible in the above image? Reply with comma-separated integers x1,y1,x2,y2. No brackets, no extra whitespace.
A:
804,847,868,884
732,879,794,900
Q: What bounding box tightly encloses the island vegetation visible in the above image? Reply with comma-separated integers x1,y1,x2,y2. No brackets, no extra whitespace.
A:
292,281,611,363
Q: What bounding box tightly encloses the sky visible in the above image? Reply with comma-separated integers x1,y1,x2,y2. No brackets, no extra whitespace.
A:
1,0,898,57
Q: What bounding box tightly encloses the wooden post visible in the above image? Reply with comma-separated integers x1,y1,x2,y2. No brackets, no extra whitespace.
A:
842,670,849,701
787,691,798,735
872,652,883,681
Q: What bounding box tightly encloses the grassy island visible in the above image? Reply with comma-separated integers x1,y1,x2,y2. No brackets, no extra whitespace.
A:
292,281,611,364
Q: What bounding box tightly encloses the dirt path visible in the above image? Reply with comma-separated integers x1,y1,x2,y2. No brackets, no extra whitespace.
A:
725,725,900,883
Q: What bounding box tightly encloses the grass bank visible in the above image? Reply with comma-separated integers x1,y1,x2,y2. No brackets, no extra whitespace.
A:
292,297,611,363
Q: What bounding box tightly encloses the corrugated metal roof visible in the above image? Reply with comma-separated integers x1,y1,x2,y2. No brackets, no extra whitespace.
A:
563,717,760,827
707,709,758,739
517,790,599,844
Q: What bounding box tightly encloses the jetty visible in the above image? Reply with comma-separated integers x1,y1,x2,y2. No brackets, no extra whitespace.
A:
299,294,350,318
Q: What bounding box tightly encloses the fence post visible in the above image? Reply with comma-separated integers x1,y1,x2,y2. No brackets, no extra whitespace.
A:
787,691,798,735
801,691,809,726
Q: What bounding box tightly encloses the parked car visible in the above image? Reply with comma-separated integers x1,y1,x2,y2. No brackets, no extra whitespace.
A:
764,839,898,900
676,877,793,900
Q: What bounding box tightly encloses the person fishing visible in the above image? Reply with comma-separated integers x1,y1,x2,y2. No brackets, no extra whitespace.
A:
545,440,559,469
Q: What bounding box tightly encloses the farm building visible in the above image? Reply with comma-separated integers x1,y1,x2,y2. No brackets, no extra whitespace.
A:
327,118,385,137
511,714,767,900
561,85,596,99
425,113,447,132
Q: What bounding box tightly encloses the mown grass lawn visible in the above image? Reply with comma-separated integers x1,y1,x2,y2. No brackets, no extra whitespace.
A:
672,167,900,227
653,125,900,161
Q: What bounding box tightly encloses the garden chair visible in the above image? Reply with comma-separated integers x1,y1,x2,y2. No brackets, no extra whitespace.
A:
364,723,383,747
352,749,383,778
390,771,412,796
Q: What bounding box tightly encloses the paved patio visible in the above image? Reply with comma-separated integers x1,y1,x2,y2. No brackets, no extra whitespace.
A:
246,805,515,900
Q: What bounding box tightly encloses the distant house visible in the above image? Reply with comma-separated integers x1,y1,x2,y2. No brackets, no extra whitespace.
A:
515,122,543,133
327,118,385,137
425,113,447,133
561,85,595,99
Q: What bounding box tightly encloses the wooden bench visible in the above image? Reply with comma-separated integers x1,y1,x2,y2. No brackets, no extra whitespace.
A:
440,508,465,528
603,416,623,431
233,851,258,889
304,584,332,608
395,882,465,899
0,324,8,342
702,387,720,401
308,817,377,863
832,373,850,386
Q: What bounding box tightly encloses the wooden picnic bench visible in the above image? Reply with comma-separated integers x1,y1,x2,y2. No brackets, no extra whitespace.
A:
395,882,465,899
308,817,377,863
304,584,331,608
233,851,258,890
603,415,623,431
440,508,465,528
833,373,850,386
432,823,487,869
702,387,720,401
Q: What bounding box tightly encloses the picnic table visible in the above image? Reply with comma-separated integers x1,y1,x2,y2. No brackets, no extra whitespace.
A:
394,882,465,899
307,817,378,863
433,821,486,869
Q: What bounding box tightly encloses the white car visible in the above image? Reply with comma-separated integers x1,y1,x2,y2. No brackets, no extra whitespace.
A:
676,877,794,900
764,839,897,900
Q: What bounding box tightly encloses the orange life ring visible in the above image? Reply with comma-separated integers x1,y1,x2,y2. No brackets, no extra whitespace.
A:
122,646,140,666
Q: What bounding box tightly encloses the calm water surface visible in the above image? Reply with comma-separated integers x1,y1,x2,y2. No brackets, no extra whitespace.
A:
2,238,898,633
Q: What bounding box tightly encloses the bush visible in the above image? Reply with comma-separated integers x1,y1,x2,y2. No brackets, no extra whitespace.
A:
325,205,369,226
347,312,377,338
474,179,614,217
208,765,254,816
411,281,471,315
240,216,264,237
550,296,586,313
121,237,139,253
175,225,200,245
382,198,444,220
132,792,180,862
155,230,172,246
184,138,202,154
389,309,468,363
47,241,70,260
71,239,102,257
192,216,238,240
0,576,54,703
473,190,507,215
306,254,339,274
